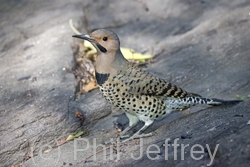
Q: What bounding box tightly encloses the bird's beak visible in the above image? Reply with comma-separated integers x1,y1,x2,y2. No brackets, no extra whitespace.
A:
72,34,107,53
72,34,92,41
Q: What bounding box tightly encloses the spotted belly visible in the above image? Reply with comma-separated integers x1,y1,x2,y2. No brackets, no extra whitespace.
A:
99,82,169,120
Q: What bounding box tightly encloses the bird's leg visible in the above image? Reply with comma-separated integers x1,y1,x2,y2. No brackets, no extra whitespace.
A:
105,113,139,144
121,120,154,143
119,126,132,138
120,112,139,138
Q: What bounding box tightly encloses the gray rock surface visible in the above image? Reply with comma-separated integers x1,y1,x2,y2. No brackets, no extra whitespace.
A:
0,0,110,166
0,0,249,166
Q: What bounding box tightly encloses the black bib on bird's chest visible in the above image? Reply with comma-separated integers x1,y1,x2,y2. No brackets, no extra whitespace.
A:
96,72,110,86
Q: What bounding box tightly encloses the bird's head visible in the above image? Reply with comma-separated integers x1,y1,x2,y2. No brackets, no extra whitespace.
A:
72,29,127,73
72,29,120,54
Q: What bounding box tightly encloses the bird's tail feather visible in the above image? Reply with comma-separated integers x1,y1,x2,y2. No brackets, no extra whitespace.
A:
166,97,242,111
208,98,243,106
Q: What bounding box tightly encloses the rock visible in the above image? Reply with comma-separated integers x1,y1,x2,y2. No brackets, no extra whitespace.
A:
0,0,110,166
1,0,250,166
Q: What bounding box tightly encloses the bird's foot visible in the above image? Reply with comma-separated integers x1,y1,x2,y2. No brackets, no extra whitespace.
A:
120,134,130,139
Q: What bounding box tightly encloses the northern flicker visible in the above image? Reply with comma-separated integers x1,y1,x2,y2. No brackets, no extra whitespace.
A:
73,29,242,142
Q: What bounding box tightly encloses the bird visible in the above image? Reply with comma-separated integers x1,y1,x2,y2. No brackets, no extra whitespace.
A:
72,29,242,142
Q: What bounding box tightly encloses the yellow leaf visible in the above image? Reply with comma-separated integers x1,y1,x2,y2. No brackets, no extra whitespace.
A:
66,135,75,141
84,40,96,51
74,131,84,138
69,19,81,35
66,131,85,141
121,48,153,61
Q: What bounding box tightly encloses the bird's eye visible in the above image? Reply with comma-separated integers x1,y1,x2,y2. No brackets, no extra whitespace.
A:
103,37,108,41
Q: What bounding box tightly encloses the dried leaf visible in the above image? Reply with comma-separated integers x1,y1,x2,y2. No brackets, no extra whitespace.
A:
55,138,66,147
81,78,97,92
75,111,84,120
43,149,51,154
